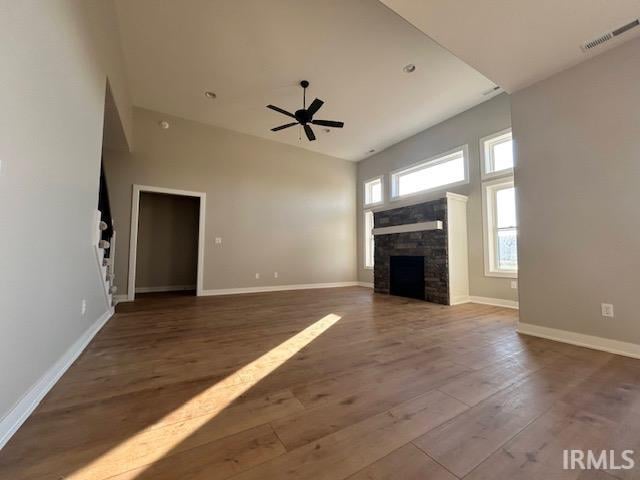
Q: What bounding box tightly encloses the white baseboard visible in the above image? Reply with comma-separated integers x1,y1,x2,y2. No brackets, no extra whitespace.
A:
0,307,114,450
517,322,640,360
468,295,519,309
358,282,374,288
202,281,361,296
135,285,196,294
450,294,471,306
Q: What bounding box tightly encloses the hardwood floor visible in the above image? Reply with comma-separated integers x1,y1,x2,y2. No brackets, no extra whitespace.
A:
1,287,638,479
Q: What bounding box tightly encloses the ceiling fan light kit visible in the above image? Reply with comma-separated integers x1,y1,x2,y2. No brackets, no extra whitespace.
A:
267,80,344,142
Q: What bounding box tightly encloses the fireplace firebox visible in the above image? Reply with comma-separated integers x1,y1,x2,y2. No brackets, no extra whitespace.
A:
390,256,425,300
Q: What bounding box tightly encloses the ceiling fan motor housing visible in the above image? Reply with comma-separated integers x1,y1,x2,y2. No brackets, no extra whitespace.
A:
295,109,312,124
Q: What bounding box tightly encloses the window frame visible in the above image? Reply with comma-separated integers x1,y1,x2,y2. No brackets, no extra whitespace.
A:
364,210,375,270
390,145,469,201
482,176,517,278
480,128,514,180
363,175,384,207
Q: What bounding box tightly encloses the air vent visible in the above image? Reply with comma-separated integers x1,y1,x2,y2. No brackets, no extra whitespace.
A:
612,19,640,37
482,86,502,96
582,19,639,51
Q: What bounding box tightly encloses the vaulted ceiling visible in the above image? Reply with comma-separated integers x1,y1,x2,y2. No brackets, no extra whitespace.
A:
114,0,497,161
380,0,640,92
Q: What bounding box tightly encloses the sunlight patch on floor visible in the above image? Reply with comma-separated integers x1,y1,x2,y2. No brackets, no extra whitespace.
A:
66,313,342,480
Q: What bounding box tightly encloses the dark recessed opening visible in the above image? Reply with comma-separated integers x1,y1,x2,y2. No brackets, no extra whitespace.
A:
390,255,425,300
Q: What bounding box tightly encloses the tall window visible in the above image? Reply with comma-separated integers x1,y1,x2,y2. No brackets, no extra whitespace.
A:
391,147,468,199
481,129,513,178
364,210,374,269
482,129,517,277
364,176,383,206
483,178,517,276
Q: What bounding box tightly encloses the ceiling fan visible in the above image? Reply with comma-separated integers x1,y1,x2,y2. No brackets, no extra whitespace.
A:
267,80,344,142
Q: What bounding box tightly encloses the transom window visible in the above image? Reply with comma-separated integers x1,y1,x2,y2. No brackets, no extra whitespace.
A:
483,177,518,277
364,176,383,206
391,147,468,199
481,129,513,178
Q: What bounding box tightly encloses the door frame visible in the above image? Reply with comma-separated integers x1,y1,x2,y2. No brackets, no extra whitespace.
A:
127,184,206,301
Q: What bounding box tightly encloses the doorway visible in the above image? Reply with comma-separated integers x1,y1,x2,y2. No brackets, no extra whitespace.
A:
128,185,206,301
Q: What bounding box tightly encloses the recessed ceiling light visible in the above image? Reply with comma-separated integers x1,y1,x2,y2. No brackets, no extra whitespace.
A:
403,64,416,73
204,91,217,99
158,120,170,129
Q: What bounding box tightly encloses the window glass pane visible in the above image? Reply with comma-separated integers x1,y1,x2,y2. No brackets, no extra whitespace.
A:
397,155,464,196
365,178,382,205
492,139,513,171
496,187,516,228
497,229,518,270
370,181,381,204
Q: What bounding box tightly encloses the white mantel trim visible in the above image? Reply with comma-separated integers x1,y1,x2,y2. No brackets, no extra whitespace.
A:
372,220,443,236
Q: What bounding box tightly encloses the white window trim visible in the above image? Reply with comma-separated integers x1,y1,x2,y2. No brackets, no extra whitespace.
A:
390,145,469,202
482,176,518,278
364,210,374,270
480,128,514,180
363,175,384,207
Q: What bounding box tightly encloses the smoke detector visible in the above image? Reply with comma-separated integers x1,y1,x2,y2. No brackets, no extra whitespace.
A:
581,19,639,52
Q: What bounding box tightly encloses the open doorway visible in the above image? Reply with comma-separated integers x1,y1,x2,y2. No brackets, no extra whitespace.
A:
127,185,206,301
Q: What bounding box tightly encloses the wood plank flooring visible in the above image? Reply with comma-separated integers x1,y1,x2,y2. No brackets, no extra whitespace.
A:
1,287,638,479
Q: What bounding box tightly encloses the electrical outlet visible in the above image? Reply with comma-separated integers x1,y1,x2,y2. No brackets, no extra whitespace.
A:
274,272,278,278
255,273,260,279
215,237,222,245
81,299,87,316
510,281,518,289
601,303,614,318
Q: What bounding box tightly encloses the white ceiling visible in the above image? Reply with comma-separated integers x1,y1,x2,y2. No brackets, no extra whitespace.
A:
380,0,640,93
114,0,497,161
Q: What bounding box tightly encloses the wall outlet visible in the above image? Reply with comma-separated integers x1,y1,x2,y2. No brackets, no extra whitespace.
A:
81,299,87,316
215,237,222,245
601,303,614,318
274,272,278,278
255,273,260,279
510,281,518,289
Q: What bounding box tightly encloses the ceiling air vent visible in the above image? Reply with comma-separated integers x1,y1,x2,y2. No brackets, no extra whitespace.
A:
482,86,502,96
582,19,640,52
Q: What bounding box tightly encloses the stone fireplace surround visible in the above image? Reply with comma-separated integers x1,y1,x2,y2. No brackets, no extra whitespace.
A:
373,197,450,304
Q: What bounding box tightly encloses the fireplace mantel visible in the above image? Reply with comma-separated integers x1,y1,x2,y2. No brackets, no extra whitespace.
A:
372,220,443,236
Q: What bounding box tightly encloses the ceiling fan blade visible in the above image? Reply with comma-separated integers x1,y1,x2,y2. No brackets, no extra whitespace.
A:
311,119,344,128
267,105,296,119
307,98,324,116
304,124,316,141
271,122,298,132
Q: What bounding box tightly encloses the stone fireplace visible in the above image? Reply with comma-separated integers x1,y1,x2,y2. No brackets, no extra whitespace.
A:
373,193,469,305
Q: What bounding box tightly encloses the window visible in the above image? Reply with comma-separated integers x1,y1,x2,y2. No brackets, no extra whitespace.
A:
364,176,383,206
481,128,513,178
391,147,468,199
364,210,374,269
483,177,517,277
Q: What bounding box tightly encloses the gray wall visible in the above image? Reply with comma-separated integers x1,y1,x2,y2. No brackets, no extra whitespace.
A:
104,108,357,292
512,38,640,344
136,193,200,291
357,94,517,302
0,0,131,425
